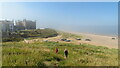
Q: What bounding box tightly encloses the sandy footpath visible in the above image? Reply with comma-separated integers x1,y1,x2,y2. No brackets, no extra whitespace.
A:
68,31,118,49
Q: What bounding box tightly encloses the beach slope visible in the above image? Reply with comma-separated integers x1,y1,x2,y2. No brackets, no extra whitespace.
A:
66,32,118,49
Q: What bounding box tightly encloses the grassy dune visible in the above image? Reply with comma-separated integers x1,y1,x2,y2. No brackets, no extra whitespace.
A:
57,31,82,39
2,41,118,66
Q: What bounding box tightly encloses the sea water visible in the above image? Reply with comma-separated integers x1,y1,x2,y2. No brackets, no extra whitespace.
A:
59,25,118,37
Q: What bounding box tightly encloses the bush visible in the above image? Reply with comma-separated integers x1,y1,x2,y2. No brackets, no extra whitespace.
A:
37,61,46,66
2,37,24,42
18,28,58,38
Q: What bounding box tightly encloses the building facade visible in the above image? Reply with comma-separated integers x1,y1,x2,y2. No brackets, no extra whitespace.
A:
14,20,25,31
0,19,36,32
0,20,14,32
15,19,36,30
23,19,36,29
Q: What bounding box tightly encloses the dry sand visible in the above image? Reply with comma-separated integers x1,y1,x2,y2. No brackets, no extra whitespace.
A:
67,31,118,49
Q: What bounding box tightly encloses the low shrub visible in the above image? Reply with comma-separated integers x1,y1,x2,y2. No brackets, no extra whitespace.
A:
2,37,24,42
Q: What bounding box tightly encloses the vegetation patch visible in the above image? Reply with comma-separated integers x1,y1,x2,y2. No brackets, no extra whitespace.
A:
57,31,82,38
2,41,118,66
2,28,58,42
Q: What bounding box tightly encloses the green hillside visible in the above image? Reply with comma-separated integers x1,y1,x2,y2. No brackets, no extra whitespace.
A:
2,41,118,66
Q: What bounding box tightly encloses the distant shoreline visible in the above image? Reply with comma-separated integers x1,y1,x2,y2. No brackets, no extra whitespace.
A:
61,30,118,38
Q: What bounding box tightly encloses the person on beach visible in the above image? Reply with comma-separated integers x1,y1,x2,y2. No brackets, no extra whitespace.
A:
64,49,68,58
55,48,58,54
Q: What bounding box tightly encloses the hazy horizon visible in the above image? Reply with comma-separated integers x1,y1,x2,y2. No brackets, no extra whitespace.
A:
1,2,118,36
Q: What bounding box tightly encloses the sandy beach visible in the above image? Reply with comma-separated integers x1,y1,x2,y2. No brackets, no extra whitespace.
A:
67,31,118,49
24,30,118,49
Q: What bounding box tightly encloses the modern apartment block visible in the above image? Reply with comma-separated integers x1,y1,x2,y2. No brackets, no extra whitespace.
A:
23,19,36,29
0,20,14,32
15,19,36,31
0,19,36,32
